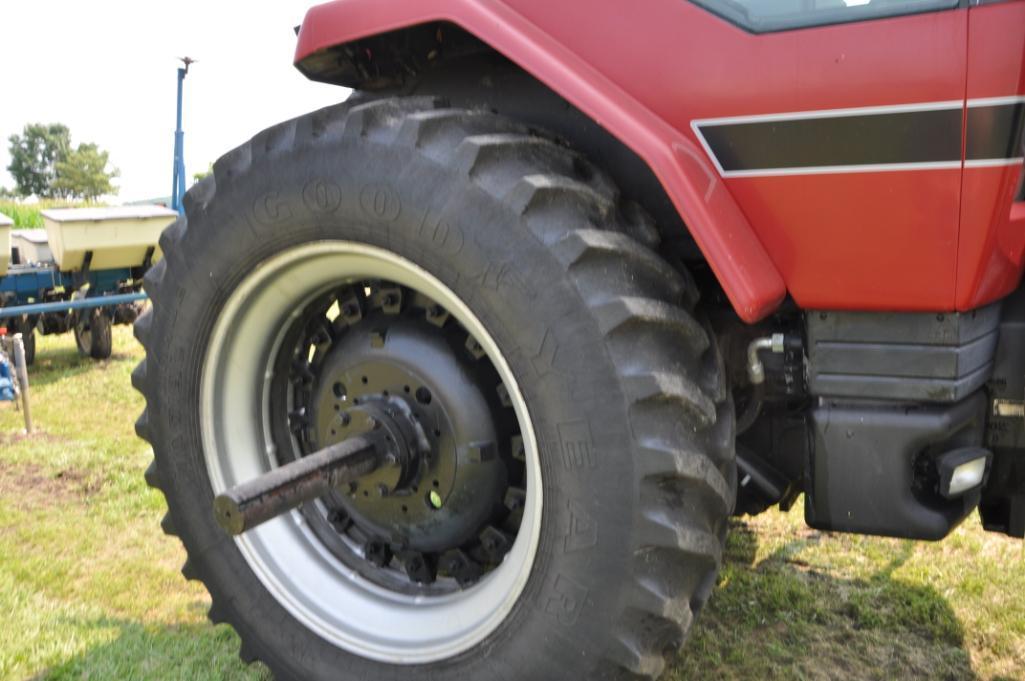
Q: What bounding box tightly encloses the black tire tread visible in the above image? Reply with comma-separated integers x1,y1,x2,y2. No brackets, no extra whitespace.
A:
134,96,733,681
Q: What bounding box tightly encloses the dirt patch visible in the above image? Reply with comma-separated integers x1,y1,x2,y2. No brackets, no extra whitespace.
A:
0,430,65,447
0,459,103,508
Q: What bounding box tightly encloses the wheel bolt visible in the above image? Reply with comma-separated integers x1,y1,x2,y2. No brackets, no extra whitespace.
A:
439,549,483,587
425,304,449,327
398,550,435,583
428,490,443,509
479,526,511,560
468,441,496,463
341,303,360,322
328,509,351,533
365,540,392,567
511,435,525,462
504,487,526,511
465,335,485,359
381,288,402,314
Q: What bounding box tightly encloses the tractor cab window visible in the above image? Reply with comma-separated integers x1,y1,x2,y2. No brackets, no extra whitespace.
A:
690,0,959,33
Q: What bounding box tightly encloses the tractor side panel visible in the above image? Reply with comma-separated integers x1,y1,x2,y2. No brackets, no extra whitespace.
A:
725,171,960,310
296,0,979,314
498,1,968,312
956,2,1025,310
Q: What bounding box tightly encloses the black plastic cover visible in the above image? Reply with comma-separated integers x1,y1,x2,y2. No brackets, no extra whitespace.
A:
806,304,1001,402
806,392,987,540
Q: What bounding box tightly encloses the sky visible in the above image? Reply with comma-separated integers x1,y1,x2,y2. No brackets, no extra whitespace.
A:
0,1,350,203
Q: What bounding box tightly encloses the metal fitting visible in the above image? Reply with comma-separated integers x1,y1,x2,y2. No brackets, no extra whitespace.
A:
746,333,785,385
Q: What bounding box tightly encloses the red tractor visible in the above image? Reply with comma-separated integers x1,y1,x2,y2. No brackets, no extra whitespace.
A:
134,1,1025,678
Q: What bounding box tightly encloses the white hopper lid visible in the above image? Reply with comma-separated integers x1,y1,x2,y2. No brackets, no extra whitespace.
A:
41,205,177,222
0,212,12,226
13,228,48,243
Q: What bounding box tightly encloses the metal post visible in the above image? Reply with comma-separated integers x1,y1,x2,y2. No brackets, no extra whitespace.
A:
171,66,187,214
0,291,148,319
12,333,32,434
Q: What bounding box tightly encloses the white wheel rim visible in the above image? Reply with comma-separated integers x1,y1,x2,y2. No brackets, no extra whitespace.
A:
200,241,543,664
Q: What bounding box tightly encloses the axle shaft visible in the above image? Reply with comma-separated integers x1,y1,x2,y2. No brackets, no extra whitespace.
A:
213,433,386,536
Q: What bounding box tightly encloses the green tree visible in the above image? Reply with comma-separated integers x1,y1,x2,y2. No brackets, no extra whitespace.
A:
6,123,70,198
52,143,119,201
193,163,213,183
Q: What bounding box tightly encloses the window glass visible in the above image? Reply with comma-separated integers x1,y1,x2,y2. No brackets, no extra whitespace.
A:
690,0,960,33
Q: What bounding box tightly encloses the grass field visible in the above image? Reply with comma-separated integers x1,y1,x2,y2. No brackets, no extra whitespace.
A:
0,326,1022,680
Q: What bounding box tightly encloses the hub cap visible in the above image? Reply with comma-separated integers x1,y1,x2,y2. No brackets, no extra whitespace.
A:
200,242,542,663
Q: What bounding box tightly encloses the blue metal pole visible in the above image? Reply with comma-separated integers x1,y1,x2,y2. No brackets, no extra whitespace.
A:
171,66,187,214
0,292,148,319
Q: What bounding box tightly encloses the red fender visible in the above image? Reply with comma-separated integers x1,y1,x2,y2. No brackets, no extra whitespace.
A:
295,0,787,323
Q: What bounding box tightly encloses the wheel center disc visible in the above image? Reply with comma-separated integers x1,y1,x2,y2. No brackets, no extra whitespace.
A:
309,315,508,554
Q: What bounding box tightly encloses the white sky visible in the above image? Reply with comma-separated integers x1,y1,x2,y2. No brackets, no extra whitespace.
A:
0,1,349,202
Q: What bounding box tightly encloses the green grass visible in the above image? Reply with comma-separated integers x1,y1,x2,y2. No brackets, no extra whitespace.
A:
0,200,100,229
0,327,268,681
0,327,1022,680
671,512,1025,680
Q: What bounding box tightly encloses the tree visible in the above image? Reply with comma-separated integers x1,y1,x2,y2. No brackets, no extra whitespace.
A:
52,143,119,201
193,163,213,183
6,123,70,198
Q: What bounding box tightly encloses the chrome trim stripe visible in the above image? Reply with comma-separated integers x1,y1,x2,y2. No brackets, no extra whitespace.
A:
692,97,1025,178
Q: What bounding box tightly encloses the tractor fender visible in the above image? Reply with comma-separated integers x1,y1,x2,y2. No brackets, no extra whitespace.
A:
295,0,786,323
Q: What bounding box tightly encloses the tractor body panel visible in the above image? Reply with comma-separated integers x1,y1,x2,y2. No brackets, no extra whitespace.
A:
295,0,1025,319
295,0,789,323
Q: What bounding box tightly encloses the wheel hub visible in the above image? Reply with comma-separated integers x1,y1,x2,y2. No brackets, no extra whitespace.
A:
309,316,508,554
332,394,431,497
298,303,518,583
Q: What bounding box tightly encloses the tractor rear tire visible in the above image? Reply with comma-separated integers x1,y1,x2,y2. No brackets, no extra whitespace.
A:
134,97,735,681
75,310,112,360
12,317,35,366
21,326,35,367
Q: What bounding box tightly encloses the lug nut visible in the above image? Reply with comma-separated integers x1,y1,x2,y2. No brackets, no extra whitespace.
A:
465,335,485,359
467,441,496,463
398,550,435,583
504,487,526,511
425,304,449,327
328,508,351,533
511,435,525,462
381,287,402,314
365,540,392,567
479,526,512,561
439,549,484,587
